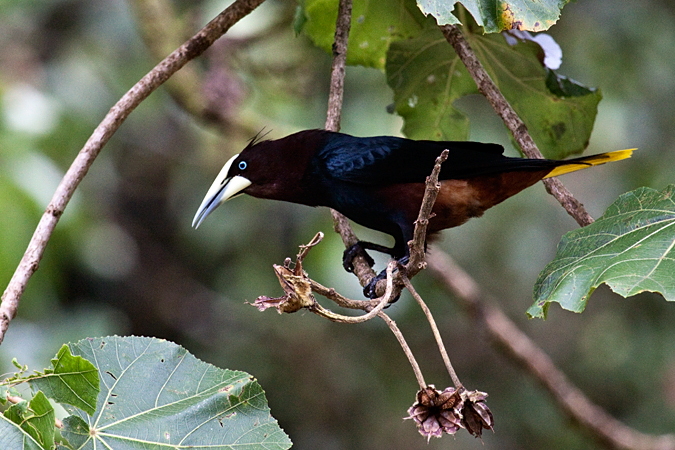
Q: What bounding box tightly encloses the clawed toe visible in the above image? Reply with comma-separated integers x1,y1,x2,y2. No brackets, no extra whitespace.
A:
342,242,375,273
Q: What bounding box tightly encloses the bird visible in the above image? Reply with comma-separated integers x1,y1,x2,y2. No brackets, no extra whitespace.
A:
193,129,633,298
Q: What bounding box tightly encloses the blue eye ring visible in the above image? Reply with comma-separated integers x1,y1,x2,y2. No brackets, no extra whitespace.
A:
238,161,247,170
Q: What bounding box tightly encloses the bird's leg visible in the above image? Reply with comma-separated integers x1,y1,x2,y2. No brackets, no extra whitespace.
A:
342,241,394,273
363,255,409,300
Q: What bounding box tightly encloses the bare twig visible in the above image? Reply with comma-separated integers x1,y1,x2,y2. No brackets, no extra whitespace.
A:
0,0,267,346
321,0,377,288
378,311,427,390
401,274,461,389
309,280,380,310
439,24,594,227
309,261,396,323
406,149,449,278
324,0,352,133
427,250,675,450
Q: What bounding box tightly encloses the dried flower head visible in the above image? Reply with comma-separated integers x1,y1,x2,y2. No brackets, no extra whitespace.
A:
460,389,494,439
406,385,463,441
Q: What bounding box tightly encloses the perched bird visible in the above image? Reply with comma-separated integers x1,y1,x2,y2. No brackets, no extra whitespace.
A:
193,129,632,297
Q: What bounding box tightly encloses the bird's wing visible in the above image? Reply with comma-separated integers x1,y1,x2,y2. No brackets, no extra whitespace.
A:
316,134,511,185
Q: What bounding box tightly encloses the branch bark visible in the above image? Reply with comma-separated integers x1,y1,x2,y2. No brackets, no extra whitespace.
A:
439,24,594,227
427,250,675,450
0,0,267,345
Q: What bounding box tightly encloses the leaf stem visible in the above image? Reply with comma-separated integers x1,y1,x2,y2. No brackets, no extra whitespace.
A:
401,274,462,389
378,312,426,390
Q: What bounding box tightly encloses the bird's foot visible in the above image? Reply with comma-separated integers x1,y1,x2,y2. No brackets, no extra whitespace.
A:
363,256,409,301
363,269,388,299
342,242,376,273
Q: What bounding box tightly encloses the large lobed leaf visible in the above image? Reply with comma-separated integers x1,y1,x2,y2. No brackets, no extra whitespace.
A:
386,24,601,157
61,336,292,450
417,0,571,33
529,185,675,319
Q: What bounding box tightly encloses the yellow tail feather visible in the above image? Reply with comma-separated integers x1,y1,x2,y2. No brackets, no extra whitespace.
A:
543,148,635,179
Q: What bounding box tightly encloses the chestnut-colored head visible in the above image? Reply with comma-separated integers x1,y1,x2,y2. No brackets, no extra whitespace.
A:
192,130,329,228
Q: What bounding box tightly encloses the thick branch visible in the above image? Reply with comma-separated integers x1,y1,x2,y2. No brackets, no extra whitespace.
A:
439,24,594,227
0,0,267,346
427,250,675,450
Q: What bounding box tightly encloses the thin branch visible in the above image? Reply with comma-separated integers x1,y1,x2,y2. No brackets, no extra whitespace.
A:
378,311,427,390
0,0,267,346
324,0,352,133
427,250,675,450
406,149,449,278
439,24,594,227
309,261,396,323
401,274,461,389
309,279,380,310
321,0,377,287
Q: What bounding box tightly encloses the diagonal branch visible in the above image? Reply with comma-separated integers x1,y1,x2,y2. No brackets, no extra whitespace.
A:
0,0,267,346
427,250,675,450
440,24,594,227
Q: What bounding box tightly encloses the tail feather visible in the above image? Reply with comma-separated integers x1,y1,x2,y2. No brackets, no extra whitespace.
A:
543,149,635,179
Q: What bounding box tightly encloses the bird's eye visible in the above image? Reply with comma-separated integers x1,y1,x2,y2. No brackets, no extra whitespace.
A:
238,161,247,170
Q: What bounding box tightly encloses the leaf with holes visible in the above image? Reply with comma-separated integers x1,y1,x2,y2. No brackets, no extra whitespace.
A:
529,185,675,319
60,336,291,450
417,0,571,32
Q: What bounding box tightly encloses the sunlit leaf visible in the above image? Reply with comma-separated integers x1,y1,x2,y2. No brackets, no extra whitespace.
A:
62,336,291,450
529,185,675,319
417,0,571,33
300,0,428,68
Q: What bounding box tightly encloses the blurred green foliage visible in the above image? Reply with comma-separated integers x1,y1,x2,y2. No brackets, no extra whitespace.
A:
1,0,675,449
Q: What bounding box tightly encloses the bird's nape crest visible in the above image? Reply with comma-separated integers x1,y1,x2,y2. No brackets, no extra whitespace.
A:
246,128,273,149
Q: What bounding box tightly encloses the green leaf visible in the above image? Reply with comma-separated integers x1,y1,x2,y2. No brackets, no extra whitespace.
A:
386,25,601,157
301,0,428,69
469,33,601,158
386,27,476,140
417,0,571,33
62,336,291,450
29,345,99,416
60,416,89,449
3,391,56,450
0,414,44,450
529,185,675,319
